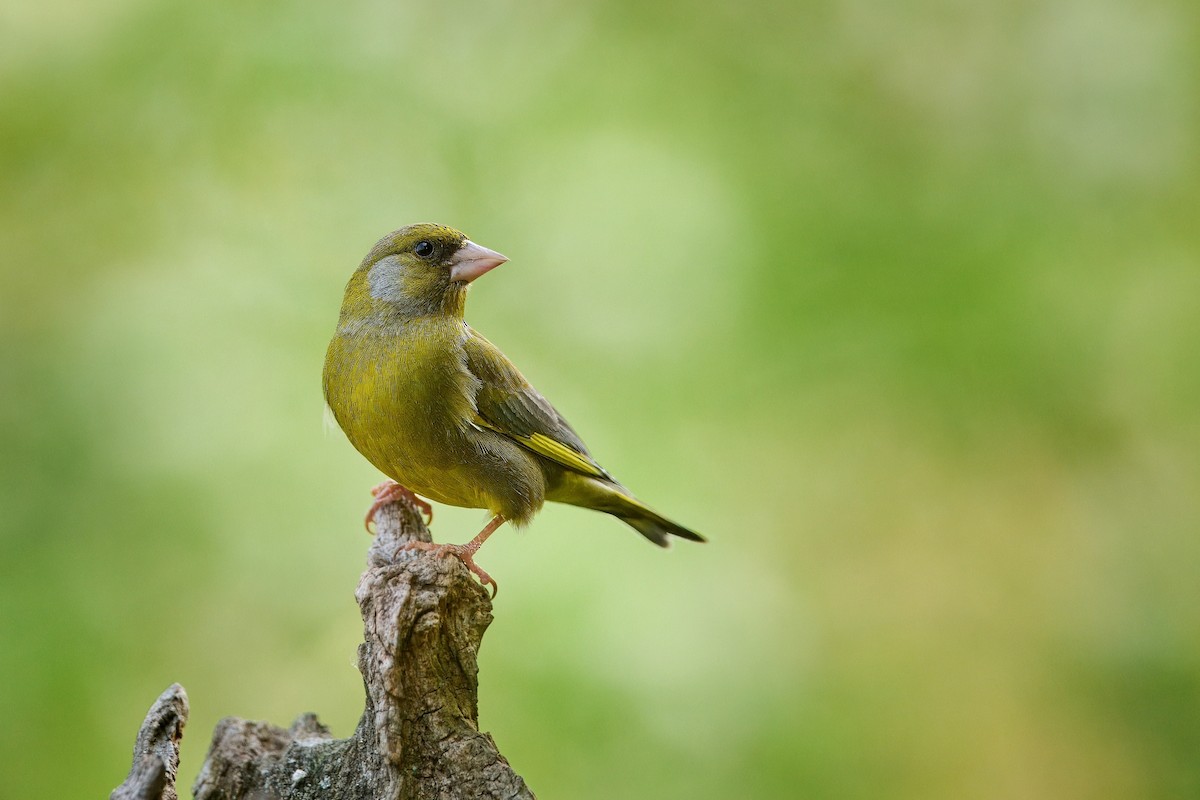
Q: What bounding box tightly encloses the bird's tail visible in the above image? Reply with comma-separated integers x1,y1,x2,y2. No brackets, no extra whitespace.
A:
615,501,706,548
555,474,706,547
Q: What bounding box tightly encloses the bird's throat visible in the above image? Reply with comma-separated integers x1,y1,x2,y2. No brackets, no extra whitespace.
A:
441,282,470,318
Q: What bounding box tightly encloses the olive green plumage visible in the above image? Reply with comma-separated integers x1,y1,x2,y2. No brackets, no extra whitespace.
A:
322,223,704,547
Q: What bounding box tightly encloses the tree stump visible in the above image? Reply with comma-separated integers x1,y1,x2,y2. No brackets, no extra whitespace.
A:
112,498,535,800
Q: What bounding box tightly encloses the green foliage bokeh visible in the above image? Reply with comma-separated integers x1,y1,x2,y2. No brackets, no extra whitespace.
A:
1,1,1198,798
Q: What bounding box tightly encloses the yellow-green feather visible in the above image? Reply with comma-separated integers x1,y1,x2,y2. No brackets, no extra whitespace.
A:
322,223,705,543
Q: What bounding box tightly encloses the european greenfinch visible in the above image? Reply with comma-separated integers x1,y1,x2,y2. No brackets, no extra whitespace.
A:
323,223,704,594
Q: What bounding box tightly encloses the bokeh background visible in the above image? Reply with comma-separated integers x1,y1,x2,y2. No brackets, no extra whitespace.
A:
2,1,1198,797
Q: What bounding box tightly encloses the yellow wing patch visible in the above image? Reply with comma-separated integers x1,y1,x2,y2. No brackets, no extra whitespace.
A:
474,416,608,479
526,432,607,478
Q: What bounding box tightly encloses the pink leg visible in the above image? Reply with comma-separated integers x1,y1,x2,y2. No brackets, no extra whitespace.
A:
399,514,507,597
365,479,433,533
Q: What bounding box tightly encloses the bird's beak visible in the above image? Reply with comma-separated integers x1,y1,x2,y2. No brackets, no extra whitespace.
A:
449,240,508,283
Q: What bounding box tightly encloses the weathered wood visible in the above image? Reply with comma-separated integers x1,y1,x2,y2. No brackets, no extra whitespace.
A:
115,498,534,800
111,683,188,800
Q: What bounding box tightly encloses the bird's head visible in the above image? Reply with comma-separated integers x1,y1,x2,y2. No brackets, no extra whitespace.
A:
340,223,508,323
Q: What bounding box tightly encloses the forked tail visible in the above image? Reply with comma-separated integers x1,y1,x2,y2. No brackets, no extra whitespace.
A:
615,501,706,547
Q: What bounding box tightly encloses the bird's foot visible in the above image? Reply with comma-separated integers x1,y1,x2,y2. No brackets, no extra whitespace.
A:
397,540,498,598
365,480,433,533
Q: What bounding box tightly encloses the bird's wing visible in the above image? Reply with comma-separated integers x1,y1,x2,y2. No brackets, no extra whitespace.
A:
463,328,612,481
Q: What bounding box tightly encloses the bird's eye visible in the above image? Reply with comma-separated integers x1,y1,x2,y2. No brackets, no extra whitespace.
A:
414,241,435,259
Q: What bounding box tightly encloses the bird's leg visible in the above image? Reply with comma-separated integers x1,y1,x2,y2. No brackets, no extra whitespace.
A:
398,514,507,598
365,479,433,533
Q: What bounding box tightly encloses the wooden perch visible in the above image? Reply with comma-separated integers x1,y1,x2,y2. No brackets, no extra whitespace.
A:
111,683,188,800
113,498,535,800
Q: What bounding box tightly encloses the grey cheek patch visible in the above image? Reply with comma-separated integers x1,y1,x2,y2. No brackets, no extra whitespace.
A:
367,256,403,300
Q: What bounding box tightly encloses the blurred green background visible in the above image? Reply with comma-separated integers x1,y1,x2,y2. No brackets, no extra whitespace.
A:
2,0,1198,797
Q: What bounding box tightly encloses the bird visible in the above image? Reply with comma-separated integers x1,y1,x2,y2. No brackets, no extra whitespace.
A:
322,223,705,595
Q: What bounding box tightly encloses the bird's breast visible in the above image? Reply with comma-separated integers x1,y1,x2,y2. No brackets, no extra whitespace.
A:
323,321,484,503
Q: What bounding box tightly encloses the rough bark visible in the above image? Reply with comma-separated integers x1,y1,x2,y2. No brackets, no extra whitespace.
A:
113,498,534,800
111,683,189,800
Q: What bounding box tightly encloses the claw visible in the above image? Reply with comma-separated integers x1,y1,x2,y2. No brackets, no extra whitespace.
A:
365,480,433,533
396,541,499,598
391,514,507,598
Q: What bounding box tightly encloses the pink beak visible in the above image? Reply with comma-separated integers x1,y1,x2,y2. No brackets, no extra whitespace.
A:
449,240,508,283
